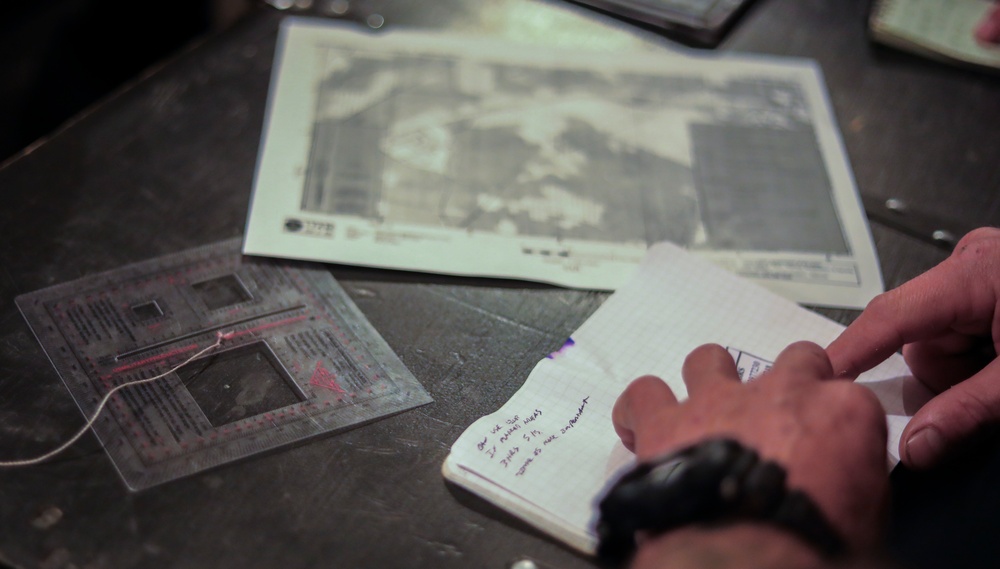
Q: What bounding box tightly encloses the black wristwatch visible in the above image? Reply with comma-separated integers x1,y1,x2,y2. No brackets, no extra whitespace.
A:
595,437,847,564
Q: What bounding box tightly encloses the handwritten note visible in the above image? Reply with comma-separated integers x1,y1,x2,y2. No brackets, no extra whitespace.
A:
473,397,595,480
443,242,930,554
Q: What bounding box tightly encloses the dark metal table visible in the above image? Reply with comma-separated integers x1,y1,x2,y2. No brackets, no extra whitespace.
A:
1,1,998,568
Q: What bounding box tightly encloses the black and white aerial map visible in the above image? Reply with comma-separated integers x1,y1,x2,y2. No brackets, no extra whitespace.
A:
244,19,883,309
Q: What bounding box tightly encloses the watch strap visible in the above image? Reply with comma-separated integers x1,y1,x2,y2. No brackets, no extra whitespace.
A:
595,438,846,564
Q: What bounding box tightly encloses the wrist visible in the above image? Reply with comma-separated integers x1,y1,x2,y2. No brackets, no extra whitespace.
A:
630,523,825,569
631,523,898,569
596,438,848,564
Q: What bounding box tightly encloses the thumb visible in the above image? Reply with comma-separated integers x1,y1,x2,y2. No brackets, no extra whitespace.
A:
900,358,1000,469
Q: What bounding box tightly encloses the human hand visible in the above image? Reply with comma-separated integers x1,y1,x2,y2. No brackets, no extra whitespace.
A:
612,342,888,555
976,2,1000,44
827,227,1000,470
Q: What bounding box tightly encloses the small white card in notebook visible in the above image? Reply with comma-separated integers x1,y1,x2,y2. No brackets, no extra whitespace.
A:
442,241,932,554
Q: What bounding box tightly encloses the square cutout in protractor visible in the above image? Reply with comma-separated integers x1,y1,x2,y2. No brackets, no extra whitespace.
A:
180,341,304,428
16,239,431,490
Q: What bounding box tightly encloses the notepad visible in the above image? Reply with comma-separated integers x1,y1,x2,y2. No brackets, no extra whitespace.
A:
442,242,930,554
870,0,1000,72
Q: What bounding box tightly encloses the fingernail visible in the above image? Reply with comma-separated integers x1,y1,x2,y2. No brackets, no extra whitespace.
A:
905,427,944,469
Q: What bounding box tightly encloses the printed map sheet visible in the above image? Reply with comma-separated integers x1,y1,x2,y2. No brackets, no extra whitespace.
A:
244,18,883,308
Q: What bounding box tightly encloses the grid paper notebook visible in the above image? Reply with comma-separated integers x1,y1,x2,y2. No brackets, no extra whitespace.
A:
442,241,929,553
870,0,1000,72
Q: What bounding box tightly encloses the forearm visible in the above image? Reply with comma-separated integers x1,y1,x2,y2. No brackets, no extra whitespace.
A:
631,524,890,569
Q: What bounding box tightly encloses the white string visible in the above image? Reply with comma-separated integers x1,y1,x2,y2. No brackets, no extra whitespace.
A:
0,331,231,468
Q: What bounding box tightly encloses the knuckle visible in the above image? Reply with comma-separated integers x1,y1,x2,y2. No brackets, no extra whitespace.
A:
690,343,726,357
786,340,828,364
941,388,996,433
630,374,664,388
625,375,665,398
828,382,887,433
786,340,824,354
954,226,1000,249
683,343,726,365
952,227,1000,264
775,341,833,378
863,290,897,317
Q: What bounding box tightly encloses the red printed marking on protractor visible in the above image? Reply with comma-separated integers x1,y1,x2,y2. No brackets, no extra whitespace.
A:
309,360,346,393
111,343,200,374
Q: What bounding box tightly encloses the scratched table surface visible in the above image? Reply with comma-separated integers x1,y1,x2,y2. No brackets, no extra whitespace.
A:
1,1,999,568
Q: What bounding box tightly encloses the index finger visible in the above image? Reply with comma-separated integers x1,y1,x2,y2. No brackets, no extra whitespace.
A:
827,238,999,378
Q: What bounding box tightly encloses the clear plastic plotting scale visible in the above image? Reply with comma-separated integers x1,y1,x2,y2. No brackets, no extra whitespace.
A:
16,239,431,490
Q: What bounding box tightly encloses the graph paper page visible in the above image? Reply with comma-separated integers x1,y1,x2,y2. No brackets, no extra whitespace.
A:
443,241,928,553
871,0,1000,69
